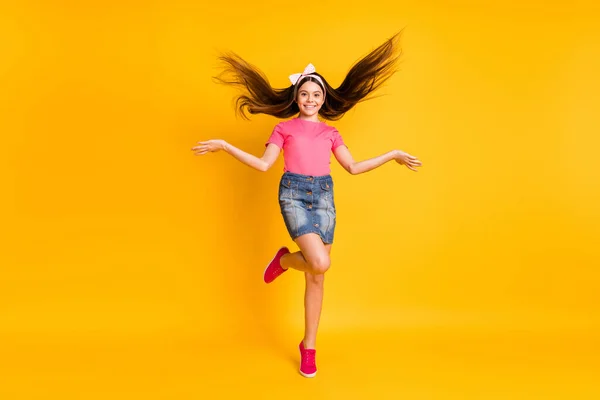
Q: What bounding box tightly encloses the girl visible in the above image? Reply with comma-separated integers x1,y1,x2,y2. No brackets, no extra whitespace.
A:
192,32,422,378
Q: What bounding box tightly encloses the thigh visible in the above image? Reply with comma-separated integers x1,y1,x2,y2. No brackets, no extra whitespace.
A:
294,233,330,263
301,240,332,280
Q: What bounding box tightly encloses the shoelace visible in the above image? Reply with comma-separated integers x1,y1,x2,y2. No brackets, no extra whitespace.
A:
272,266,284,277
301,350,316,366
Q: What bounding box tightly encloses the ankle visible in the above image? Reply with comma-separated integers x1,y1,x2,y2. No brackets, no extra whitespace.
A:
280,253,289,270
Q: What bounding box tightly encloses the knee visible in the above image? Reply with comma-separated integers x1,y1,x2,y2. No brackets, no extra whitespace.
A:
308,255,330,275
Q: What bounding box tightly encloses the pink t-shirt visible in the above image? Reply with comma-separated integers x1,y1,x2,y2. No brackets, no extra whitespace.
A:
265,118,346,176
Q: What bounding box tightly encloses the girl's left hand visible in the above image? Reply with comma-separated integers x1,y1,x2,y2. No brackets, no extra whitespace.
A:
394,150,422,172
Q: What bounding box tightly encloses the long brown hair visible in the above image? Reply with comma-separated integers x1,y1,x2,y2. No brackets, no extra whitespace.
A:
213,31,402,121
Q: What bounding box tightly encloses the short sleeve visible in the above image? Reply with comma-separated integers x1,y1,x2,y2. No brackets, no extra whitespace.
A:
331,128,346,150
265,123,285,149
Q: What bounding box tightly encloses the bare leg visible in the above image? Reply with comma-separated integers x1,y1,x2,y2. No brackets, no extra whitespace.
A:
303,243,331,350
279,233,331,350
280,233,331,275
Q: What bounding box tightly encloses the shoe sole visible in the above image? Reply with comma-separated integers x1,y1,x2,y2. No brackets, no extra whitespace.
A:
299,370,317,378
263,246,288,283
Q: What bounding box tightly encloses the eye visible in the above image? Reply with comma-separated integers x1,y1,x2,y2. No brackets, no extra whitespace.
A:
315,93,321,98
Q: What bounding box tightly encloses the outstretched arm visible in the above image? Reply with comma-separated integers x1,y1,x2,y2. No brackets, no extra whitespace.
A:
192,139,281,172
333,145,422,175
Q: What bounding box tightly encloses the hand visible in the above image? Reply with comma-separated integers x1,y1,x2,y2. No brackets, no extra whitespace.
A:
394,150,422,172
192,139,226,155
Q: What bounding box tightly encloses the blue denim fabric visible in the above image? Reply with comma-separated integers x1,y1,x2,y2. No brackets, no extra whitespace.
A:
278,172,336,244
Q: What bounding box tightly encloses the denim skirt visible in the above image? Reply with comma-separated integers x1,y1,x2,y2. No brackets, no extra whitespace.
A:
278,172,336,244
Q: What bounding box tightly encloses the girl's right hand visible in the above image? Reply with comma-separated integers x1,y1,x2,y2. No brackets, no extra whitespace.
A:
192,139,226,155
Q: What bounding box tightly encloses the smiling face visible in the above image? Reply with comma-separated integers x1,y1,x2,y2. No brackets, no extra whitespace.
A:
295,80,325,121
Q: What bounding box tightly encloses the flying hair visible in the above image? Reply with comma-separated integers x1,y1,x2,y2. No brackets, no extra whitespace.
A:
213,31,403,121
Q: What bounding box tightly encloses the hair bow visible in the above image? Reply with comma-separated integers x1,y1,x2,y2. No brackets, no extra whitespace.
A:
289,63,317,85
288,63,325,91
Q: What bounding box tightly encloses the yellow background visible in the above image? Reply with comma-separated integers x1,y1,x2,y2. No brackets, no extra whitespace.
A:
2,0,599,398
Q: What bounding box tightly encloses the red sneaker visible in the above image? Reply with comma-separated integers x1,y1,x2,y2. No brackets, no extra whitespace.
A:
263,247,290,284
299,340,317,378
